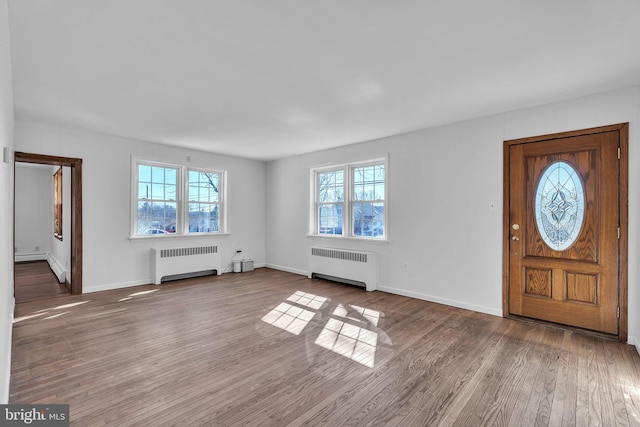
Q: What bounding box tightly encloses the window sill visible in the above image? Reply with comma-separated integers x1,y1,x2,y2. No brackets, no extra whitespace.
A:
306,234,390,243
129,232,231,241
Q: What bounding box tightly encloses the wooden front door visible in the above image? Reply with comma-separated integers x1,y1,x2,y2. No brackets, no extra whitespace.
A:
504,124,628,338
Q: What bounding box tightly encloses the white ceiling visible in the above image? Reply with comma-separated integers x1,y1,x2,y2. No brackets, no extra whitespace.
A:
8,1,640,161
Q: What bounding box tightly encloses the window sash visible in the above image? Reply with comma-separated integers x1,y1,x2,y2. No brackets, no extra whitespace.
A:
187,169,224,234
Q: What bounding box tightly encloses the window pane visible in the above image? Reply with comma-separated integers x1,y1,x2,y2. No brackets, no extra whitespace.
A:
165,184,176,201
139,164,151,182
188,171,219,203
353,184,364,201
374,183,385,201
188,203,219,233
319,203,342,235
165,168,177,185
151,183,164,200
352,202,384,238
353,164,384,202
139,183,150,200
372,202,385,237
318,170,344,203
151,166,165,184
137,201,176,234
374,164,384,181
363,166,374,183
188,185,198,201
364,184,374,200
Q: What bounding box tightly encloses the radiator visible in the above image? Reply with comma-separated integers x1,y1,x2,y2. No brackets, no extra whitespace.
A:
152,245,222,285
308,246,378,291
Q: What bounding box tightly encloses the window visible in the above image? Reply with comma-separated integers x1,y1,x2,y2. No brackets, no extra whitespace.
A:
132,159,226,237
311,158,387,239
188,170,222,233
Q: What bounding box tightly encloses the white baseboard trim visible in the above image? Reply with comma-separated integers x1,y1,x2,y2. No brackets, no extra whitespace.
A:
85,265,274,293
84,279,152,293
46,253,66,283
376,285,503,317
628,335,640,355
1,296,15,404
265,263,308,277
264,265,502,317
14,253,47,262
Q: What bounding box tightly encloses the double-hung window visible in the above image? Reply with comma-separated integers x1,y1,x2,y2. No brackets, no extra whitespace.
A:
351,163,385,238
187,169,222,233
311,158,387,239
136,163,179,235
132,159,226,237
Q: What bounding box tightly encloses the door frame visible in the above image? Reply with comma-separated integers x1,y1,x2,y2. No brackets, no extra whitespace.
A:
502,123,628,341
14,152,83,295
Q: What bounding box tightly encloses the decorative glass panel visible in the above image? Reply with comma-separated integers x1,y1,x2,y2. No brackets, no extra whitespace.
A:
535,161,585,251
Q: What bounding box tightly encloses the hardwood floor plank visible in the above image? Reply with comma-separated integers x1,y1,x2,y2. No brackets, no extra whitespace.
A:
10,268,640,426
14,261,69,302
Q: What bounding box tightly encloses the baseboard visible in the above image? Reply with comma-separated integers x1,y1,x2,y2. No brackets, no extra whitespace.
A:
14,253,47,262
265,263,308,277
376,285,503,317
84,279,152,293
86,265,269,293
628,335,640,355
46,253,66,283
1,296,15,404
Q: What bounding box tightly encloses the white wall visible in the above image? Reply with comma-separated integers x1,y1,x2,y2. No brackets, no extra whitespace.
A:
14,164,53,261
14,122,267,293
0,0,14,404
266,85,640,347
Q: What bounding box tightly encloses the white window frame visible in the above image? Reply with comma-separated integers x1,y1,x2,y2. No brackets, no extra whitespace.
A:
130,158,227,238
309,156,388,240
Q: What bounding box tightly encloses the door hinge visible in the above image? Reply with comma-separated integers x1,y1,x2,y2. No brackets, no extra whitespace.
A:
618,227,621,239
618,147,621,159
617,306,620,319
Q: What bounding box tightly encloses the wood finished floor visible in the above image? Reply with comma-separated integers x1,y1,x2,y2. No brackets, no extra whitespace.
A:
10,268,640,426
14,261,70,303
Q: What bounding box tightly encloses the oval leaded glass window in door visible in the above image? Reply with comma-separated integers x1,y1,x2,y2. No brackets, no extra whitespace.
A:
534,161,585,251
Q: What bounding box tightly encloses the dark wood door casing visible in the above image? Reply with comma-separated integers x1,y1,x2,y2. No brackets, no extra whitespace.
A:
14,152,83,295
503,123,628,341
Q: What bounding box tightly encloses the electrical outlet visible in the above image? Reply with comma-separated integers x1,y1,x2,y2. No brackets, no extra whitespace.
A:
401,262,409,272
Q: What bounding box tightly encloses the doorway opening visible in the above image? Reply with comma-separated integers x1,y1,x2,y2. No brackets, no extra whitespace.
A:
14,152,83,297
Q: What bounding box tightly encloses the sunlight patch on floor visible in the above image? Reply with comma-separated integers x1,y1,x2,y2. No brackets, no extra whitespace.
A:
43,311,69,320
14,300,91,323
262,291,383,368
262,302,317,335
316,313,378,368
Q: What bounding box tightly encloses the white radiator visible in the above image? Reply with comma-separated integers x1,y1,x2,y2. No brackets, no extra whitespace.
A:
308,246,378,291
152,245,222,285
